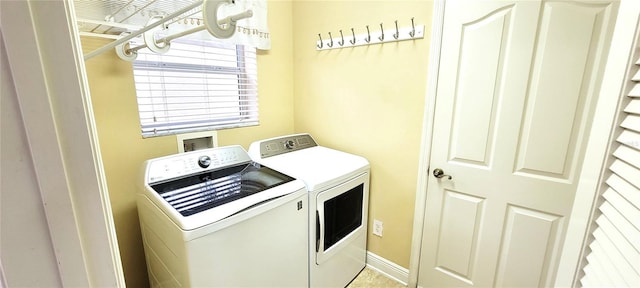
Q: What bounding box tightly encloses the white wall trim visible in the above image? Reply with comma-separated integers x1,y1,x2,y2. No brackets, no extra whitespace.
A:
366,251,409,286
407,1,445,287
1,2,90,285
554,1,640,286
1,0,125,286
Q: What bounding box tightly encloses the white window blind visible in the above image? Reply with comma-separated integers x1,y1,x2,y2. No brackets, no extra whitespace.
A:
580,53,640,287
133,38,258,137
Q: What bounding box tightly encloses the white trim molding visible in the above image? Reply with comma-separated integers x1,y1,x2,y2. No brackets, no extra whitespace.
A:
1,0,125,286
408,1,446,287
366,251,409,286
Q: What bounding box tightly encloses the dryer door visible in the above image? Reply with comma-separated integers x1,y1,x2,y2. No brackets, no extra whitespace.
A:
315,172,369,264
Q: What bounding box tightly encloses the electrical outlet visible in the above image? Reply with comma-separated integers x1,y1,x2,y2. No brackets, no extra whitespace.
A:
373,219,383,237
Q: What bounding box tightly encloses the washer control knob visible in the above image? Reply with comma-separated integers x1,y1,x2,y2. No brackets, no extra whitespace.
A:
285,140,296,149
198,155,211,168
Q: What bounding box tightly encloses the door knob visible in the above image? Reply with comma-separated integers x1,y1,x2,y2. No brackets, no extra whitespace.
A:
433,168,452,180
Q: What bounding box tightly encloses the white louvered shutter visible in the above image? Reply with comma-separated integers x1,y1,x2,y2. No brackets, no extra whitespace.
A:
580,51,640,287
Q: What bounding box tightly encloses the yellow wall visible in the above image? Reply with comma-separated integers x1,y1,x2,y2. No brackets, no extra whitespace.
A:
81,1,294,286
83,0,432,285
292,1,433,268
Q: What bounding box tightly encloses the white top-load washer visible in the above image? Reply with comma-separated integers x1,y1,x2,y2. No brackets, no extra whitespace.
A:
137,145,308,287
249,134,370,288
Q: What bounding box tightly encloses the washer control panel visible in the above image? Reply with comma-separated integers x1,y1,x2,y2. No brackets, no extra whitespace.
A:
146,145,250,184
257,134,317,158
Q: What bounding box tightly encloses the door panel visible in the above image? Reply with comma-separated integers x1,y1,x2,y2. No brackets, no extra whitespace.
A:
419,1,618,287
449,6,512,167
435,191,485,283
516,2,613,180
494,206,562,287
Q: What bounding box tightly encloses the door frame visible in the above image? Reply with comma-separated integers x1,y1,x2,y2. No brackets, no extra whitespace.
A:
407,0,445,286
408,1,640,287
1,0,125,286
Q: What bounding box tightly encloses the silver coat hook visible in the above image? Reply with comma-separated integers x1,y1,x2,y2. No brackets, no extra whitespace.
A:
378,23,384,41
350,28,356,45
338,30,345,46
317,33,323,48
409,17,416,37
365,25,371,43
393,20,399,39
327,32,334,47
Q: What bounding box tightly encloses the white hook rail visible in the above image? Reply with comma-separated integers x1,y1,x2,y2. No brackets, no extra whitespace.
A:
316,18,424,51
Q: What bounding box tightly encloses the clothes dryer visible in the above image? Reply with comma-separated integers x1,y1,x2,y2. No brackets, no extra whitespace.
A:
249,134,370,288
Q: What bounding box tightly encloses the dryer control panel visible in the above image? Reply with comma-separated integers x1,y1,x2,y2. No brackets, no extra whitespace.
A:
253,134,318,158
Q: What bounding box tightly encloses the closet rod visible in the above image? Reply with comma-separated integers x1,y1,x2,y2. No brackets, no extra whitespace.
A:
125,9,252,54
83,0,203,60
127,24,206,54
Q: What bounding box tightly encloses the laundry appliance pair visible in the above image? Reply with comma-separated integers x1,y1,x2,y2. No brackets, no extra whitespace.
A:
137,134,369,287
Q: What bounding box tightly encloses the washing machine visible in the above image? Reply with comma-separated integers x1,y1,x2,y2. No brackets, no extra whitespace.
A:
137,145,308,287
249,134,370,288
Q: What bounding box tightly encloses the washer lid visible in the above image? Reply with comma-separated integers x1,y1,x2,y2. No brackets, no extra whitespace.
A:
143,171,306,231
141,145,307,230
251,146,369,191
150,163,296,217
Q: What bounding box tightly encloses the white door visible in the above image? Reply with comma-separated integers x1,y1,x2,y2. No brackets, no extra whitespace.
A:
418,0,618,287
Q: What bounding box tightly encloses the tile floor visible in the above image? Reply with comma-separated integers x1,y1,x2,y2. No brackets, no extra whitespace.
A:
346,267,406,288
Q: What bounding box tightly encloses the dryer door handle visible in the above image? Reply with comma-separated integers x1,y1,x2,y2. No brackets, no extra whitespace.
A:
315,210,320,252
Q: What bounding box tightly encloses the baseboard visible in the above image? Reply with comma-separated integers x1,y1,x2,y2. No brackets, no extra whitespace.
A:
365,251,409,286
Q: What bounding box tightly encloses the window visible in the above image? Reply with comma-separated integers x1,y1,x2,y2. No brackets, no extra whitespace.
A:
132,38,258,137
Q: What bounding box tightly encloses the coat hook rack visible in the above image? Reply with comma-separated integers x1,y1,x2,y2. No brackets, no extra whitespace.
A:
315,17,424,51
